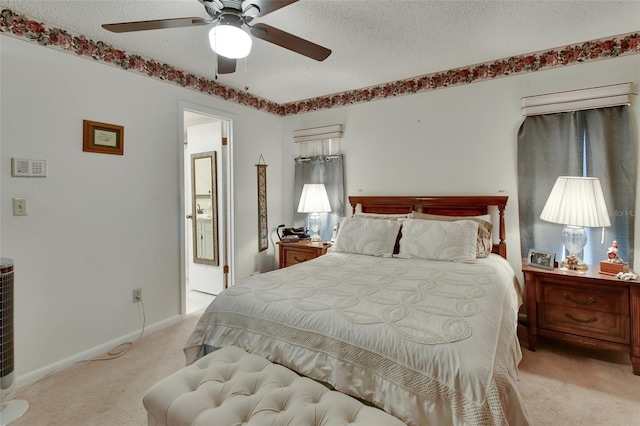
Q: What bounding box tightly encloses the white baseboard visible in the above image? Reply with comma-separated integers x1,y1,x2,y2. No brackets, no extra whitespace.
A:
16,314,183,389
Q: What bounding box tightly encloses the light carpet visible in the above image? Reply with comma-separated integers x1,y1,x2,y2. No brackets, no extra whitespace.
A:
9,316,640,425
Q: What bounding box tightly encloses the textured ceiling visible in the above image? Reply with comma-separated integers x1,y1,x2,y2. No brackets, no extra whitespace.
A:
1,0,639,104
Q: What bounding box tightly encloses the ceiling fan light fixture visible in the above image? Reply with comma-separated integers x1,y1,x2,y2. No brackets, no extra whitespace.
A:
209,24,252,59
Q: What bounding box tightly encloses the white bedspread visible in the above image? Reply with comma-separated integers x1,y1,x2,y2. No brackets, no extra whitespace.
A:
184,253,529,426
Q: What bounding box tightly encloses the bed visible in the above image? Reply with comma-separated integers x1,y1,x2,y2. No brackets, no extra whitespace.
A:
184,195,529,425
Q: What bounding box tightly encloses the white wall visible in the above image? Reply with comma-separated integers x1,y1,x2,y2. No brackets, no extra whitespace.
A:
0,36,283,384
281,55,640,278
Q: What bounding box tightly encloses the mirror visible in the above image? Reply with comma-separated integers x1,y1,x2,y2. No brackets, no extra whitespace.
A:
191,151,219,265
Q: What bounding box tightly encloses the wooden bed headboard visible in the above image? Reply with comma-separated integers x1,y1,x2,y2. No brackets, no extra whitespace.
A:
348,195,508,259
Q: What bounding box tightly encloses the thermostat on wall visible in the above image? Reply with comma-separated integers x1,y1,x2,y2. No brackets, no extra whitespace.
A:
11,158,47,177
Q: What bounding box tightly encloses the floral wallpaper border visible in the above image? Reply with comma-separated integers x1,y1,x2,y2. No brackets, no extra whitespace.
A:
1,8,639,117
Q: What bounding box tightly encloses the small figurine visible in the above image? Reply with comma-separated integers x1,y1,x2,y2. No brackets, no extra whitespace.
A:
566,255,580,270
616,271,638,281
607,241,624,263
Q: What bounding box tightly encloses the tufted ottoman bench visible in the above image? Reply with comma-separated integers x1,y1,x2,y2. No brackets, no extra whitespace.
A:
143,345,406,426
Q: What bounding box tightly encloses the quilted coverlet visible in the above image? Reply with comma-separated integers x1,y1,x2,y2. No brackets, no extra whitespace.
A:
184,252,529,425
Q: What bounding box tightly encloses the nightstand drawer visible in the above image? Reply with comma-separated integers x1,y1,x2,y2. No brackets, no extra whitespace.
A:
278,241,331,268
539,304,630,344
541,282,629,315
285,249,316,266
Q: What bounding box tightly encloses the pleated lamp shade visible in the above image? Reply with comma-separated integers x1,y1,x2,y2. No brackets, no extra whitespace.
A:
297,184,331,214
540,176,611,228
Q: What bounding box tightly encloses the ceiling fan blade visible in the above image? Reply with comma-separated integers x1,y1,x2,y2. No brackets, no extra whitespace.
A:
217,56,237,74
244,0,299,18
102,17,209,33
250,23,331,61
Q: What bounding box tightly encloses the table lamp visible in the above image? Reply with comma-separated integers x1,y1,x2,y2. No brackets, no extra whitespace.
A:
540,176,611,271
297,184,331,242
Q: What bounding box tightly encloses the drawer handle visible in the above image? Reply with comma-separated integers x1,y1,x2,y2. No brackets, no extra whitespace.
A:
563,294,596,306
294,256,308,262
565,313,597,324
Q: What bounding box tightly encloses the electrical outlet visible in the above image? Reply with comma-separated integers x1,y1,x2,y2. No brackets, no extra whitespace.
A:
133,288,142,303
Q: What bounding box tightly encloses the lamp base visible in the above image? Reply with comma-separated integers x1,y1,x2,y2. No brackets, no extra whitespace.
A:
308,212,322,243
309,233,323,243
560,254,588,272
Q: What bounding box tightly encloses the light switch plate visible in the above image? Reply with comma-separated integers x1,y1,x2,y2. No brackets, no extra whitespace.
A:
13,198,27,216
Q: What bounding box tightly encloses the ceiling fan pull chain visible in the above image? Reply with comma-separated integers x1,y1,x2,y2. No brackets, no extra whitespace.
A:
244,57,250,91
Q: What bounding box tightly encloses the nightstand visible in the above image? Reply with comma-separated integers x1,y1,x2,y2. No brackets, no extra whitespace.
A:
522,262,640,375
277,241,331,269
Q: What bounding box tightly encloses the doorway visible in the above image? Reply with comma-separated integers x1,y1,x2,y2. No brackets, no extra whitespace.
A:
180,103,233,315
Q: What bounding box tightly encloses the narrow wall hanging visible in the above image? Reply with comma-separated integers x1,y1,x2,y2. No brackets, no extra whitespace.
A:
256,155,268,251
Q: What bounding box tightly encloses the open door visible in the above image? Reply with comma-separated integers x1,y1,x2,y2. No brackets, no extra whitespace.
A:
181,106,233,314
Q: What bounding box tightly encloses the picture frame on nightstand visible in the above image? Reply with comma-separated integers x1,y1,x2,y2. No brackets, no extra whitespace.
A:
527,249,556,270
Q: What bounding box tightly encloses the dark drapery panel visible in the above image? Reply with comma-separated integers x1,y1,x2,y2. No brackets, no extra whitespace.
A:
517,106,636,267
517,113,582,257
293,154,344,242
583,106,636,265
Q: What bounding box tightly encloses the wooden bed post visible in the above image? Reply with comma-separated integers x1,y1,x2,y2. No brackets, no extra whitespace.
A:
498,202,506,246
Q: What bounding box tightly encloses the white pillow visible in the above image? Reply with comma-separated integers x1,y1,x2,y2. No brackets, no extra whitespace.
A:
353,212,409,221
330,217,401,256
398,219,478,262
408,212,493,258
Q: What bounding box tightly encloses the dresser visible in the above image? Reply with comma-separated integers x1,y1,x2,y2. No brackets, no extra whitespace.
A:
278,241,330,269
522,262,640,375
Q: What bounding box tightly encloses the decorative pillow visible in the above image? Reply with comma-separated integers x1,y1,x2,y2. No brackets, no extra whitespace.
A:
398,219,478,262
352,213,408,254
330,217,401,256
408,211,493,258
353,212,409,220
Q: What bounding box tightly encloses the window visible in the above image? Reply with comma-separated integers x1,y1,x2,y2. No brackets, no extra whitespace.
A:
293,153,344,242
518,106,636,266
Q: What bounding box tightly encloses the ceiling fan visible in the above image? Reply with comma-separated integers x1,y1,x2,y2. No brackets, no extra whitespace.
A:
102,0,332,75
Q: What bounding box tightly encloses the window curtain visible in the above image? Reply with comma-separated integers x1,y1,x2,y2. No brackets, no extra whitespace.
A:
582,107,636,264
293,154,344,242
517,106,636,266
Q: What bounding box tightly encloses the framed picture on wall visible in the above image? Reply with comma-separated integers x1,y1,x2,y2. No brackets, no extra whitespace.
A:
83,120,124,155
527,249,556,270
